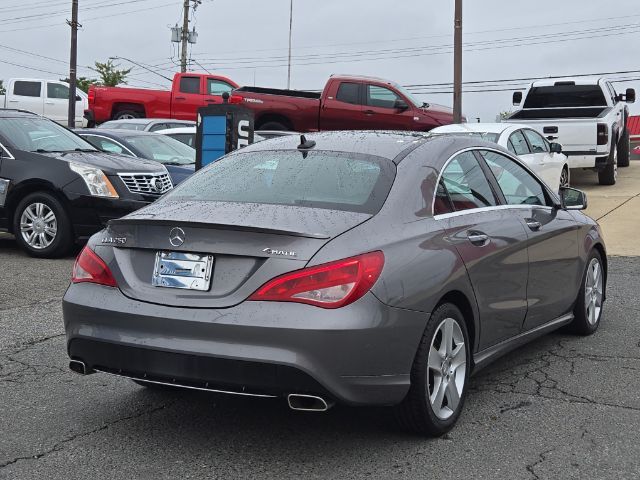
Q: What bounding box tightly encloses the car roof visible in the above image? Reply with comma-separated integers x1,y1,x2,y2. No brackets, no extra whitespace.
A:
79,128,162,138
0,109,40,118
431,123,514,135
102,118,195,126
155,127,196,134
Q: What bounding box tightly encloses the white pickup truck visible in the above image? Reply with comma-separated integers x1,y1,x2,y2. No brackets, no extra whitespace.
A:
508,77,635,185
0,78,88,128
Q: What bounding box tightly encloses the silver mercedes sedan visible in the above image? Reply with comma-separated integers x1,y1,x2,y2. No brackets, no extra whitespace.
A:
63,131,606,436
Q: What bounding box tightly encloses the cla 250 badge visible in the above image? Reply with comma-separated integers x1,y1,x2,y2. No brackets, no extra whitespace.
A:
263,248,296,257
102,236,127,245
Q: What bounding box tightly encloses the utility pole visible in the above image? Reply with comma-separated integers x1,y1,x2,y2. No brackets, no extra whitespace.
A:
453,0,463,123
67,0,79,128
180,0,190,73
287,0,293,89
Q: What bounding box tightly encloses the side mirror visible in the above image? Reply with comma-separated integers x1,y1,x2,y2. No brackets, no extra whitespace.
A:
560,187,587,210
626,88,636,104
394,99,409,111
549,142,563,154
513,91,523,105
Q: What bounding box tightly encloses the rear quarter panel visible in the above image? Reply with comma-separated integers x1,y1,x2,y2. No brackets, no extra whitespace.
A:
238,91,320,131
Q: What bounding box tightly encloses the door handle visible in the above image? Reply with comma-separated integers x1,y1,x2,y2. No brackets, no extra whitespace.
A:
45,101,54,105
467,231,489,246
525,219,542,231
363,110,375,115
174,96,186,101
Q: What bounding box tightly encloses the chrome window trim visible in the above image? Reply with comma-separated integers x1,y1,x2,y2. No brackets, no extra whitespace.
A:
431,146,558,217
433,204,553,221
80,134,136,157
0,142,15,160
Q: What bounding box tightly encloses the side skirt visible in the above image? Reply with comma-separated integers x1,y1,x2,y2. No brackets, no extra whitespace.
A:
472,313,574,374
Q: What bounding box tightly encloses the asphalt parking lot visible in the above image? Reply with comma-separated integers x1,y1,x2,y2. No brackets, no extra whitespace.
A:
2,166,640,479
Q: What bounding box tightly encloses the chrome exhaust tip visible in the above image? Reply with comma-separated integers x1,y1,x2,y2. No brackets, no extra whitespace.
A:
287,394,333,412
69,360,92,375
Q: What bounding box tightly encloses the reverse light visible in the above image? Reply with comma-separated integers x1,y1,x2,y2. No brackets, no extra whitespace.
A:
69,162,119,198
248,251,385,309
72,245,117,287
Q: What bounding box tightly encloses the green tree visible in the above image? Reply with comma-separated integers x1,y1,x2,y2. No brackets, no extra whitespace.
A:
59,77,97,93
0,80,5,95
94,60,132,87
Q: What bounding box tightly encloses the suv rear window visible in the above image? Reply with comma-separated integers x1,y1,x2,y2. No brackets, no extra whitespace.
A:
524,85,607,108
166,150,395,214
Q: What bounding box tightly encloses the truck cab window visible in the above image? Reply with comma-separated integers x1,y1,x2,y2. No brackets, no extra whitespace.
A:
207,79,234,96
47,83,69,100
179,77,200,94
13,81,41,97
336,83,360,105
367,85,401,109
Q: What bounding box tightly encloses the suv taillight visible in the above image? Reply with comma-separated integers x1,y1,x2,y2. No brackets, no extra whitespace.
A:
72,245,117,287
597,123,608,146
248,252,385,309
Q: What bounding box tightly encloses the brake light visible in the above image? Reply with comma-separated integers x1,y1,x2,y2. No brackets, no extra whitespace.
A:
72,245,117,287
228,94,243,104
87,85,95,106
597,123,608,146
248,251,384,309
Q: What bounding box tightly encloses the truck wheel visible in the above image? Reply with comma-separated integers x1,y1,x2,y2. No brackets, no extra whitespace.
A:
598,146,617,186
258,121,289,131
618,130,630,167
113,110,142,120
13,192,73,258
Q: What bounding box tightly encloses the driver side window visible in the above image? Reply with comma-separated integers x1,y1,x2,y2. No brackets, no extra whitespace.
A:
479,150,549,206
366,85,401,109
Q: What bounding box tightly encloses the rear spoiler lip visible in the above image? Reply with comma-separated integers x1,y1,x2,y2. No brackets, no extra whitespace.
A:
106,218,331,240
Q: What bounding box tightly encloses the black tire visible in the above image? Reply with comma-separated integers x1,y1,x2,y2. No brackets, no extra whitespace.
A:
394,303,470,436
13,192,73,258
598,146,617,186
567,249,605,336
258,121,289,131
113,110,143,120
618,130,630,167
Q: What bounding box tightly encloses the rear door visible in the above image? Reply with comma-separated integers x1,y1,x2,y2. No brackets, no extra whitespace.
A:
479,149,581,331
436,150,529,349
171,76,204,120
521,128,558,187
360,84,414,130
9,80,44,115
320,81,366,130
44,82,83,126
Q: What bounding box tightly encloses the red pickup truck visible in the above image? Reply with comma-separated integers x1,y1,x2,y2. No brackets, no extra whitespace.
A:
85,72,238,125
229,75,456,131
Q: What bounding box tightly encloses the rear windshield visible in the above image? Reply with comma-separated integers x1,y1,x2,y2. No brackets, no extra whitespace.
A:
164,150,395,214
524,85,607,108
431,132,499,143
98,121,146,131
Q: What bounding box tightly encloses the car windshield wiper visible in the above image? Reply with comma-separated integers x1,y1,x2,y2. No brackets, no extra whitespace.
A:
34,149,65,153
72,148,98,152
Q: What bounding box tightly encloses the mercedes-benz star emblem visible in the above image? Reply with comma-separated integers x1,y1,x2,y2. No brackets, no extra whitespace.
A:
169,227,185,247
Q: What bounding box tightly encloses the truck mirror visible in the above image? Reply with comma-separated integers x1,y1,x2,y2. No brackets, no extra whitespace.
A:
513,91,523,105
626,88,636,104
394,99,409,111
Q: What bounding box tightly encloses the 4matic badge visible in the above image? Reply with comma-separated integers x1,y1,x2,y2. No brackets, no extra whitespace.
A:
262,248,296,257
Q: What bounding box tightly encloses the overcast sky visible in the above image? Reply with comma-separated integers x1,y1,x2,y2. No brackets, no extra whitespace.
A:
2,0,640,121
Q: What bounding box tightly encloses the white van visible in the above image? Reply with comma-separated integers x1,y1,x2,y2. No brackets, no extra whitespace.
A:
0,78,88,127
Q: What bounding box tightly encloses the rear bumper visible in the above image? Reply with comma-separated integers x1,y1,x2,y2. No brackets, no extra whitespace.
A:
63,283,429,406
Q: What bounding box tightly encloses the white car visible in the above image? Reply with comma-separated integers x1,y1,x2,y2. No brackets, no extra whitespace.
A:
155,126,196,147
430,123,570,191
97,118,195,132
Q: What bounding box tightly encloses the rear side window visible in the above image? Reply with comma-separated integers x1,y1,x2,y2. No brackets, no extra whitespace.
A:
480,150,549,206
179,77,200,94
523,85,607,108
433,180,454,215
167,150,395,214
13,81,41,97
508,130,530,156
440,151,497,211
336,83,360,105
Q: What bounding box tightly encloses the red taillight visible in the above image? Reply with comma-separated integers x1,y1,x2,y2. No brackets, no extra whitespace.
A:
72,245,117,287
228,94,243,104
248,251,384,309
87,86,95,106
597,123,608,146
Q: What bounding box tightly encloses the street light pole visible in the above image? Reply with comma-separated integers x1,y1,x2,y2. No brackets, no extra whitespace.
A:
453,0,463,123
287,0,293,89
67,0,79,128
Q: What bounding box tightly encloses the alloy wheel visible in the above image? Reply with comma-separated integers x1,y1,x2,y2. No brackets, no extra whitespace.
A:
585,258,603,326
427,317,466,420
560,168,570,187
20,202,57,250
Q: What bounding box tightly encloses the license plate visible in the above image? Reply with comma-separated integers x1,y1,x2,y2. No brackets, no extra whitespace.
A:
152,251,214,291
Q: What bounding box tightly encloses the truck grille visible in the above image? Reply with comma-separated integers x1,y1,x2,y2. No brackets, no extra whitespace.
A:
118,173,173,195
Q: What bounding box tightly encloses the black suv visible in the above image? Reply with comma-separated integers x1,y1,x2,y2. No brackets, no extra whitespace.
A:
0,110,173,258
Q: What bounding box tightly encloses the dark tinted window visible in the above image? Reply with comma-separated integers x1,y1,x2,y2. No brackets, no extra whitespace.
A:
441,151,497,211
179,76,200,94
480,150,549,206
13,81,41,97
433,180,454,215
167,150,395,214
523,129,549,153
523,85,607,108
508,130,530,155
336,83,360,105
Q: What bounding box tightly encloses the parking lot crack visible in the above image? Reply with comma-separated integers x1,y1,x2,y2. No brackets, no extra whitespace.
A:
525,448,554,480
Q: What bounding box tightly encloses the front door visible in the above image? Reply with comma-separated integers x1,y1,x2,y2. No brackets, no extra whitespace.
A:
437,150,529,349
172,76,204,120
479,149,582,331
359,84,414,131
320,81,366,130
